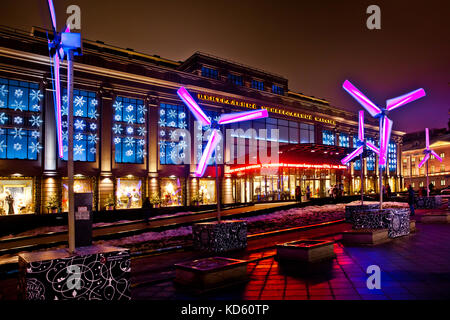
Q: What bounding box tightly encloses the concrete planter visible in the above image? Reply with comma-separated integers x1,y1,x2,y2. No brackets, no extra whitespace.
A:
342,229,390,246
192,220,247,253
174,257,248,293
345,204,379,223
415,196,442,209
276,239,336,263
18,245,131,300
352,208,410,238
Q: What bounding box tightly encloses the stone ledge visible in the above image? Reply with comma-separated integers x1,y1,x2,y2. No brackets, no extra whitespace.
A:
342,229,391,246
421,213,450,224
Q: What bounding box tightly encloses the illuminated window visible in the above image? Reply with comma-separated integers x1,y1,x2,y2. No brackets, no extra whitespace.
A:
419,181,424,187
441,164,445,172
201,67,218,79
322,130,335,146
251,80,264,91
440,152,445,158
61,89,98,162
339,133,349,147
300,123,314,143
441,180,446,186
367,138,377,171
272,84,284,95
431,165,435,173
388,142,397,172
159,103,188,165
228,74,243,86
0,78,43,160
112,96,147,164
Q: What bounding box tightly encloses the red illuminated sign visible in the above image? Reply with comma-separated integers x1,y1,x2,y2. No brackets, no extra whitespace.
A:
228,163,348,174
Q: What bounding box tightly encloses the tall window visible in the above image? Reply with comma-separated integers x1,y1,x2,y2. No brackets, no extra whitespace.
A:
0,78,43,160
272,84,284,95
322,130,335,145
228,74,243,86
62,89,98,161
339,133,349,147
112,96,147,164
366,137,376,171
201,67,218,79
353,135,361,170
159,103,188,165
300,123,315,143
251,80,264,91
388,142,397,172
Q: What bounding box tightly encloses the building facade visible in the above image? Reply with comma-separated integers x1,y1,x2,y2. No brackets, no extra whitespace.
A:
0,26,404,215
402,128,450,191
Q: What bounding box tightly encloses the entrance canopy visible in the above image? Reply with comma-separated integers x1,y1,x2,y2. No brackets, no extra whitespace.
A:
228,143,351,174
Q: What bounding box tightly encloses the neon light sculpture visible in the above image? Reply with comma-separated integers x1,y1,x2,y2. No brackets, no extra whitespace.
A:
418,128,443,197
177,87,268,177
177,86,268,222
343,80,425,207
46,0,82,253
341,111,380,204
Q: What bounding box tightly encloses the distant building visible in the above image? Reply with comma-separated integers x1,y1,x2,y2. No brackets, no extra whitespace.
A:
402,124,450,191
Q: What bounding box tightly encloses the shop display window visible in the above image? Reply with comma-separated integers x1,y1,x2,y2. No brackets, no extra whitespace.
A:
0,178,34,215
116,178,143,209
161,178,183,206
61,178,93,212
198,179,216,204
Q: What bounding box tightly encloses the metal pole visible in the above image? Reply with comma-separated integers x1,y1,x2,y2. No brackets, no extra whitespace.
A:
379,117,383,209
426,160,429,197
360,152,364,205
215,159,221,223
67,50,75,253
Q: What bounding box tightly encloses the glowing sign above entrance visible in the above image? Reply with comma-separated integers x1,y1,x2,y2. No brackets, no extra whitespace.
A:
229,163,347,174
197,93,336,125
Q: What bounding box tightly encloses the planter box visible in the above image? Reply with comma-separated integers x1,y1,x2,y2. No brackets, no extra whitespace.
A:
276,239,336,263
345,204,379,223
342,229,390,246
192,220,247,253
174,257,248,293
415,196,442,209
421,212,450,224
18,245,131,300
352,208,410,238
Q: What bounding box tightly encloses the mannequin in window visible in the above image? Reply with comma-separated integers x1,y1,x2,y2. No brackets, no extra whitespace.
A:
5,191,14,215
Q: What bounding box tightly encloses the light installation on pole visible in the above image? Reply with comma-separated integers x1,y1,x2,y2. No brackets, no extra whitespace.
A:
46,0,82,253
342,80,426,207
177,86,268,221
341,111,380,205
418,128,443,197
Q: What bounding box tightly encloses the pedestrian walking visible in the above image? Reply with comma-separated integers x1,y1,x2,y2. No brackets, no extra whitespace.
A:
408,185,415,216
142,196,152,224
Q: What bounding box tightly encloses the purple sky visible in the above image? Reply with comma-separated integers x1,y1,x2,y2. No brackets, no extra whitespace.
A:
1,0,449,133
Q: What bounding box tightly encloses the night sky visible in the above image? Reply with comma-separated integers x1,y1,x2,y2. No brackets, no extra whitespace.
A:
1,0,449,133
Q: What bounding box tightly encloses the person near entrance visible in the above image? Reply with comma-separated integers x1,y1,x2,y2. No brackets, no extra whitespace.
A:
295,185,302,203
306,185,311,200
408,185,415,216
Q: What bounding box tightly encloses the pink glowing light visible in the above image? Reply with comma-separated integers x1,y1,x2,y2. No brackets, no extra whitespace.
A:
379,117,393,166
366,141,380,155
418,128,443,168
418,153,430,168
343,80,382,118
218,109,268,125
358,110,365,141
47,0,57,31
177,87,211,126
53,54,64,158
386,88,426,112
195,129,221,177
341,145,364,165
179,87,268,177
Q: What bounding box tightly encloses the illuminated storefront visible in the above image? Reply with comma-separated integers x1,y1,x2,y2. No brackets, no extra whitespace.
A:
61,177,94,212
160,177,184,207
115,177,143,209
198,178,216,204
0,178,34,215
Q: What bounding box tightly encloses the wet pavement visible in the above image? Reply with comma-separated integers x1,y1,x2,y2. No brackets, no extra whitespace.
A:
133,223,450,300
